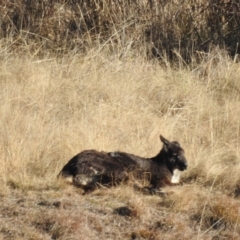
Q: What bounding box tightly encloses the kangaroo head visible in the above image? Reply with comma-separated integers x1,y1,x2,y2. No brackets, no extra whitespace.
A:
160,135,188,171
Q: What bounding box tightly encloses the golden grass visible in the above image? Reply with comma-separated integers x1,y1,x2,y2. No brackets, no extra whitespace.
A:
0,48,240,239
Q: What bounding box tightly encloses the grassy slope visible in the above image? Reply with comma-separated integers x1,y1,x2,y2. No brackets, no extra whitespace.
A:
0,50,240,239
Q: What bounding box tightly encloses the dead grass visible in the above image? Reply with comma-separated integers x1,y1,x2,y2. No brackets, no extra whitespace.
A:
1,1,240,61
0,47,240,239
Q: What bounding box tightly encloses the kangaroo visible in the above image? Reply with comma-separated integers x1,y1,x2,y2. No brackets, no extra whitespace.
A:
58,135,188,193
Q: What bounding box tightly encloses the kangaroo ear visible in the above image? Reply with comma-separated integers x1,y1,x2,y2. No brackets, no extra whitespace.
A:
160,135,170,147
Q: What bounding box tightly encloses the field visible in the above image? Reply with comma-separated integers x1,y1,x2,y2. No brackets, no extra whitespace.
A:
0,2,240,239
0,45,239,239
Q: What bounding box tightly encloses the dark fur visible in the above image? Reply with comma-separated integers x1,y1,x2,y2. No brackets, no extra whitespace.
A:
58,135,188,192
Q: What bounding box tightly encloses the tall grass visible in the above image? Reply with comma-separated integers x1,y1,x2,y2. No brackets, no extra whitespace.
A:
0,46,239,193
1,1,240,61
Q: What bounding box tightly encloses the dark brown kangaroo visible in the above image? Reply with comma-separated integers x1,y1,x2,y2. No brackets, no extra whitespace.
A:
58,135,188,192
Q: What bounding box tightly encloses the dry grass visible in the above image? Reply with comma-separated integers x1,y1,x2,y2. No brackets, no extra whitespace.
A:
0,47,240,239
1,1,240,61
